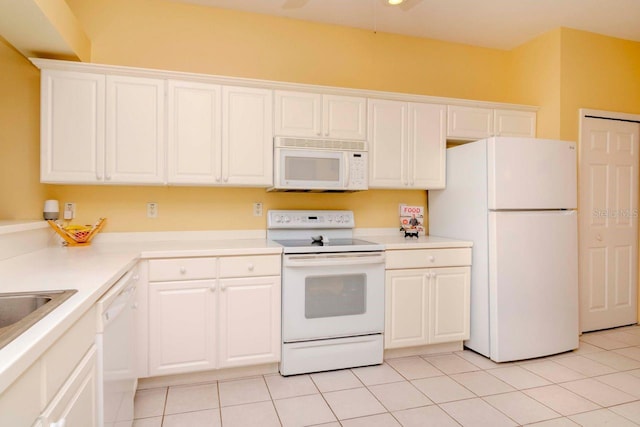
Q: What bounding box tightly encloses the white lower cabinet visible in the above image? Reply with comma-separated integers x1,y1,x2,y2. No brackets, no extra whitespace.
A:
218,276,281,368
0,306,98,427
149,280,217,376
147,255,281,376
384,248,471,350
39,346,98,427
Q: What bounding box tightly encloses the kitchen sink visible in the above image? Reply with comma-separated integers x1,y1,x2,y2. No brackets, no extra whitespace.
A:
0,290,77,350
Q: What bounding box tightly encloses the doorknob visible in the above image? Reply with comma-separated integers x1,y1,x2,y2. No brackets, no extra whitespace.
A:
596,234,603,241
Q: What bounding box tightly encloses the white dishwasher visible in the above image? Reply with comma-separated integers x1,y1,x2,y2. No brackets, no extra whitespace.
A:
96,268,139,427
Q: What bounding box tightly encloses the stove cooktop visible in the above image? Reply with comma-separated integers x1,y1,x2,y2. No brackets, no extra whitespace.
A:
273,238,385,254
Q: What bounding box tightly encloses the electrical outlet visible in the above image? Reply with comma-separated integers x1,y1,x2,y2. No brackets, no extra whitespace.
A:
253,202,263,217
63,202,75,220
147,202,158,218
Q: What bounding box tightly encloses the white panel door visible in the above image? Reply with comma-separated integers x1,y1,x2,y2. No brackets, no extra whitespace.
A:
494,109,537,138
106,75,165,184
323,94,367,140
41,70,105,183
222,86,273,186
167,80,222,184
218,277,281,368
488,137,577,210
579,116,639,332
148,280,216,376
368,99,407,188
446,105,493,140
489,211,579,362
384,270,429,349
429,267,470,343
408,102,446,189
274,90,322,138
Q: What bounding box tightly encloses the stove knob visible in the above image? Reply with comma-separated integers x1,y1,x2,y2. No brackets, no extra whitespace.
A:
274,215,282,223
284,216,291,223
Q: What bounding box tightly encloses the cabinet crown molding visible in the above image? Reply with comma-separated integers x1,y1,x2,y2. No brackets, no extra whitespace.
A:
30,58,538,112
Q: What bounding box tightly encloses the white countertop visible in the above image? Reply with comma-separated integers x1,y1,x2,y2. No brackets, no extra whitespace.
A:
0,232,469,394
364,234,473,250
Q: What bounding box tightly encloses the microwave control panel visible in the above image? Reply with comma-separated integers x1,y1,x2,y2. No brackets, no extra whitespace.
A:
348,152,368,190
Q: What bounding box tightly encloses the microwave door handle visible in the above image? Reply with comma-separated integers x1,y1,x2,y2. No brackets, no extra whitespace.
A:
285,253,386,268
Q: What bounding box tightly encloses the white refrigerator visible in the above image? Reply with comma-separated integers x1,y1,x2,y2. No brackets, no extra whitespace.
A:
429,137,579,362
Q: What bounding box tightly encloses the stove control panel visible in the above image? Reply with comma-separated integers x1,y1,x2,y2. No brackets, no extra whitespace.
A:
267,210,355,229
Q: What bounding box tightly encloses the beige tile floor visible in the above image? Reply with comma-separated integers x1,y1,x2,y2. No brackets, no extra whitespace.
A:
133,325,640,426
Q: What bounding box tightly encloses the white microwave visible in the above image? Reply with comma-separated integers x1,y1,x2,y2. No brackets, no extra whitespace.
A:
270,137,368,192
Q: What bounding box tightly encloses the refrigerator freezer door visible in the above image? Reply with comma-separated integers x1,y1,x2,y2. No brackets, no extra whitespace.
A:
489,210,579,362
488,137,577,210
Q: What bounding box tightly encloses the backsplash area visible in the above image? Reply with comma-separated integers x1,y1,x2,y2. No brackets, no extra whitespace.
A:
44,186,427,233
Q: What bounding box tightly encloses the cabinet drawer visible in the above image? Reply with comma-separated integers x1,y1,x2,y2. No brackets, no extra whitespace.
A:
219,255,281,278
149,257,217,281
386,248,471,269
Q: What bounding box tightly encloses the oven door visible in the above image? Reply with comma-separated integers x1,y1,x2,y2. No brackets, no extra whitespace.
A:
275,148,346,190
282,251,385,342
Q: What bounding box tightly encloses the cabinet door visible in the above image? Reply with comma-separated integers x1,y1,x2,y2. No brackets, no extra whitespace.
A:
408,103,446,189
167,80,222,184
447,105,493,140
41,346,98,427
384,270,429,349
494,109,536,137
149,280,216,376
323,95,367,140
41,70,105,183
222,86,273,186
368,99,408,189
106,75,165,184
429,267,470,343
274,90,322,138
218,276,281,368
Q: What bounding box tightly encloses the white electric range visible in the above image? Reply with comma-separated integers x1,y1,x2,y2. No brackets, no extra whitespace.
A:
267,210,386,376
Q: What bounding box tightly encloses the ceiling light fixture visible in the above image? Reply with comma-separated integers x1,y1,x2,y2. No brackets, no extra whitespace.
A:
388,0,404,5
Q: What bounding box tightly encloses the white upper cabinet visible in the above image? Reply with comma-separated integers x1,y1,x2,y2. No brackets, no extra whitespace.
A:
274,91,366,140
447,105,536,141
167,80,222,184
408,103,447,189
41,70,105,183
106,75,165,184
494,109,537,137
41,71,165,184
35,60,537,188
222,86,274,186
167,83,273,187
368,99,407,188
369,99,446,189
447,105,494,140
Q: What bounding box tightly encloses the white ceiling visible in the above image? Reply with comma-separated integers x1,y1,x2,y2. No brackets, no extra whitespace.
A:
171,0,640,50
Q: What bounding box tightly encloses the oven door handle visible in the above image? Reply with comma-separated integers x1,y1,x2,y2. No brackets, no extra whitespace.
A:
284,252,385,267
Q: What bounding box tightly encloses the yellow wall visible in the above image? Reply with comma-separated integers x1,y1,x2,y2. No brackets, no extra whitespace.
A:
507,29,562,139
0,38,46,219
559,28,640,142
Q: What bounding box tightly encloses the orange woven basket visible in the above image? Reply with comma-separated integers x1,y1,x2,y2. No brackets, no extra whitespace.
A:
47,218,106,246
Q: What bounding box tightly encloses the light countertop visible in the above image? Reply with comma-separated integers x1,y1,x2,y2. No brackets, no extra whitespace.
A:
0,232,470,394
364,234,473,250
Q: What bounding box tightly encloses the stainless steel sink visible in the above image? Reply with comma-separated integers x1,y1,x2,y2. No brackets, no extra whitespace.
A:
0,290,77,350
